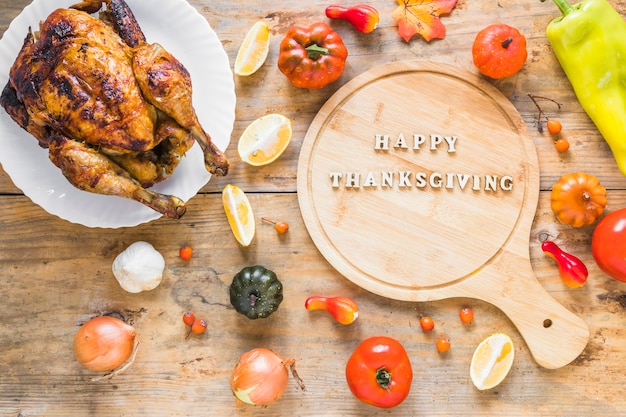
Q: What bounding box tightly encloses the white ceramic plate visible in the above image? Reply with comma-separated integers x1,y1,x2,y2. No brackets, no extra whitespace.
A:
0,0,235,228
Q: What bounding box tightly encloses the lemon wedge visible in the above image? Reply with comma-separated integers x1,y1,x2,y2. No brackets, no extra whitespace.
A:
470,333,515,390
237,113,292,166
222,184,255,246
234,21,270,76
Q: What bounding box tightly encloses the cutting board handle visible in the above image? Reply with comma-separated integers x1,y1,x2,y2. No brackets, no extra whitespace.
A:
476,259,589,369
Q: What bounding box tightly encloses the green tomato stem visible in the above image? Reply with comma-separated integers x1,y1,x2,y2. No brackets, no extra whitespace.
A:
305,44,330,60
376,367,392,391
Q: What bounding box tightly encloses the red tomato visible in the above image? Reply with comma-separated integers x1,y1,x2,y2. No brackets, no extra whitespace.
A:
345,336,413,408
592,208,626,282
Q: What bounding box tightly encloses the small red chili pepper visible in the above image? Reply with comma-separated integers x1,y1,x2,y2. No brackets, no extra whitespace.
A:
325,4,380,34
541,240,588,288
305,295,359,325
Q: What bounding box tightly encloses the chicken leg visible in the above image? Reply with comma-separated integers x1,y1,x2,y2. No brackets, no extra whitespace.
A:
48,135,187,219
132,43,229,176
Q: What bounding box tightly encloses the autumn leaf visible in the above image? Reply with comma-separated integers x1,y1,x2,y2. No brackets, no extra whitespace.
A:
392,0,459,42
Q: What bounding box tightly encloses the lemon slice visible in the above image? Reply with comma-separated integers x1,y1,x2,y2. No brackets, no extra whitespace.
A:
470,333,515,390
238,114,292,166
234,21,270,76
222,184,255,246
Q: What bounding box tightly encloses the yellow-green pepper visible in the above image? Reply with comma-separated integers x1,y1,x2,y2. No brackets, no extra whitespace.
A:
543,0,626,175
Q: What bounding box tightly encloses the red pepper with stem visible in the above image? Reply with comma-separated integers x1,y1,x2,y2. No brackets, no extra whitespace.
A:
305,295,359,324
541,240,588,288
325,4,380,34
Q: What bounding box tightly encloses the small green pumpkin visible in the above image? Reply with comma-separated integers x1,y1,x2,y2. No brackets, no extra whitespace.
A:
229,265,283,319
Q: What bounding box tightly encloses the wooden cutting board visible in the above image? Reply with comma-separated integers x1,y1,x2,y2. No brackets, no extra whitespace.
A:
297,61,589,369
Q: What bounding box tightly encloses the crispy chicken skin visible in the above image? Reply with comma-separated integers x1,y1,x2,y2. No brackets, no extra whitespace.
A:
48,134,186,219
133,43,230,176
10,7,159,154
0,0,229,219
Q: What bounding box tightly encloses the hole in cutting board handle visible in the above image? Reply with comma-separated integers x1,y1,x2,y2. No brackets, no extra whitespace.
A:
543,319,553,328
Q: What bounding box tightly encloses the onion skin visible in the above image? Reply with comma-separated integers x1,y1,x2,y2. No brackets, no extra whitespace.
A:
229,348,291,405
74,316,136,372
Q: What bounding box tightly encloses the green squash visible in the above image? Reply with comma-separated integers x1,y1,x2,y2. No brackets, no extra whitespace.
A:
229,265,283,319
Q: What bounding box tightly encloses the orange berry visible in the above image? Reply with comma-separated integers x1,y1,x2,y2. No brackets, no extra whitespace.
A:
182,311,196,326
191,319,207,335
275,221,289,234
262,217,289,234
179,245,193,260
547,119,562,135
420,316,435,332
459,307,474,324
436,336,451,353
555,138,570,153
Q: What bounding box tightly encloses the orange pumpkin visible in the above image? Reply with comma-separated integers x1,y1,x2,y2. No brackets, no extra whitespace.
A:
472,24,527,79
550,172,607,227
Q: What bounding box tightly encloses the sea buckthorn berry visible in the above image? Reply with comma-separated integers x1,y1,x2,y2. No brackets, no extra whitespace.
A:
179,245,193,260
420,316,435,332
459,307,474,324
274,221,289,234
262,217,289,234
555,138,570,153
182,311,196,326
436,336,451,353
547,119,562,135
191,319,207,335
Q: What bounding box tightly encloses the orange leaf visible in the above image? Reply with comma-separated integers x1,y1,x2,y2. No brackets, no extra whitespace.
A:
392,0,458,42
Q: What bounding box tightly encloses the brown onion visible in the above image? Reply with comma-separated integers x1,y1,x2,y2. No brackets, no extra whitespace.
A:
74,315,136,372
229,348,305,405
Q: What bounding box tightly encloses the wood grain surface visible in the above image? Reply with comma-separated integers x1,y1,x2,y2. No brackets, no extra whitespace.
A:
1,0,626,416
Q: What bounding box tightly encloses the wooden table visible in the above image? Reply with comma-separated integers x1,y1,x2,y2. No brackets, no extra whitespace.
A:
1,0,625,415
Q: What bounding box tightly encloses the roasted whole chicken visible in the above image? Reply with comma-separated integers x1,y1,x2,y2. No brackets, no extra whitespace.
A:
0,0,229,219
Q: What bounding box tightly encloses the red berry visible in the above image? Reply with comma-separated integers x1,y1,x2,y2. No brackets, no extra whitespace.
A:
547,119,562,135
436,336,451,353
459,307,474,324
179,245,193,260
274,221,289,234
555,138,570,153
262,217,289,234
191,319,207,335
182,312,195,326
420,316,435,332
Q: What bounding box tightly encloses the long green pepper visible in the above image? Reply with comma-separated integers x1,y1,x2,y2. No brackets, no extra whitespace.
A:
543,0,626,175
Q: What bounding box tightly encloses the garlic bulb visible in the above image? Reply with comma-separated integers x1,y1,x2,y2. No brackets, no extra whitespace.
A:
112,241,165,293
